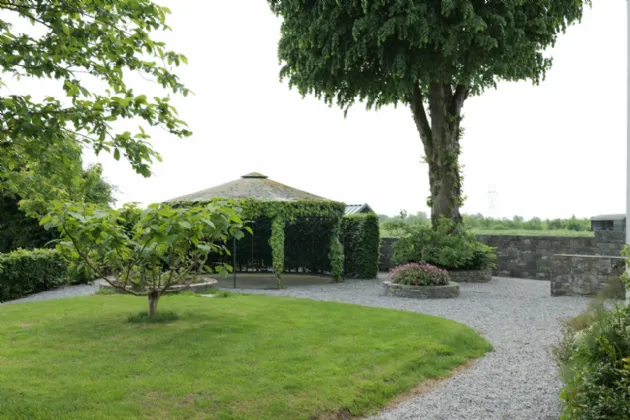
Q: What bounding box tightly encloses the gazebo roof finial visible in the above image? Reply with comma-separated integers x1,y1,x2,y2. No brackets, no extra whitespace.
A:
241,172,268,179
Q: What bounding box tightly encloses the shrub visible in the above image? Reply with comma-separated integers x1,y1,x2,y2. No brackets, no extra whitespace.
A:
0,248,67,302
386,217,495,271
555,270,630,420
56,246,98,285
389,262,450,286
343,213,380,279
556,305,630,420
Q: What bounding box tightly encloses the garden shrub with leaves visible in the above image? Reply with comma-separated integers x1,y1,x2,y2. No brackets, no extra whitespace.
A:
386,217,496,271
389,262,450,287
42,201,246,317
0,248,66,302
343,213,380,279
554,247,630,420
555,304,630,420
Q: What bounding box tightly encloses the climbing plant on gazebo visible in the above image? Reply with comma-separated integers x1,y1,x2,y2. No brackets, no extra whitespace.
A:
171,197,346,288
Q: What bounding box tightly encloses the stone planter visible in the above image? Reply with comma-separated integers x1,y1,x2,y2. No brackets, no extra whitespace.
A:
383,281,460,299
98,277,218,294
447,268,492,283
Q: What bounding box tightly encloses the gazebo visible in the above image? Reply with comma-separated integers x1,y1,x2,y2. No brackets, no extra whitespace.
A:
166,172,346,288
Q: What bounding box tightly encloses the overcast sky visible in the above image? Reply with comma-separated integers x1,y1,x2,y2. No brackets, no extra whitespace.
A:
78,1,627,219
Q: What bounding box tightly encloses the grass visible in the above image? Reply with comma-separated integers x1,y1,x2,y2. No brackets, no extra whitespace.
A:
0,293,491,420
380,226,594,238
127,310,180,324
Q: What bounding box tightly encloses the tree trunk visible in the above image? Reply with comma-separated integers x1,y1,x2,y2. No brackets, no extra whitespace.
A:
410,83,468,227
148,291,160,317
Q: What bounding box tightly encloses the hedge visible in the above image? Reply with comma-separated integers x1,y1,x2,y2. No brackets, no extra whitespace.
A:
343,213,380,279
0,249,67,302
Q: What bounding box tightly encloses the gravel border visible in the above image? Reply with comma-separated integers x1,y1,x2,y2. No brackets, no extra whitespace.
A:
0,283,98,305
220,275,589,420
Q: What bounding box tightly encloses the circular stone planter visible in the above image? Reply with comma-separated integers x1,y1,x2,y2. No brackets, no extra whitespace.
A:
383,281,460,299
98,277,218,294
447,268,492,284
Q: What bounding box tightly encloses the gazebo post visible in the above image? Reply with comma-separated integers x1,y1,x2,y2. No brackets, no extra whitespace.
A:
329,214,344,282
233,236,236,289
270,216,285,289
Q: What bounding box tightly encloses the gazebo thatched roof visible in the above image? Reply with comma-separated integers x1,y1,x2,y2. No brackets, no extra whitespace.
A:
166,172,330,203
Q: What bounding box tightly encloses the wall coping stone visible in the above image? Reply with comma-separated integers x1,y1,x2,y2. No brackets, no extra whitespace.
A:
553,254,624,259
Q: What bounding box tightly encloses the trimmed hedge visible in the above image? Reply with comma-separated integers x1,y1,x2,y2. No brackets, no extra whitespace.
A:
0,249,67,302
343,213,380,279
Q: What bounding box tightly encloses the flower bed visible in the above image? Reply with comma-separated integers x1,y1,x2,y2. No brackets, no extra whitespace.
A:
384,263,459,299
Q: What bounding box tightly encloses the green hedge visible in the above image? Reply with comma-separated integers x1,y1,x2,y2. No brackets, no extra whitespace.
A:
0,249,67,302
343,213,380,279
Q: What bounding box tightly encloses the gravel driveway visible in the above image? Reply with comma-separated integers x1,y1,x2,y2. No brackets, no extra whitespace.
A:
221,276,589,420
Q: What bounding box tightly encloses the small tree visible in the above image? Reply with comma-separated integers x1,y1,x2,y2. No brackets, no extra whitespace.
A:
42,201,247,317
267,0,588,225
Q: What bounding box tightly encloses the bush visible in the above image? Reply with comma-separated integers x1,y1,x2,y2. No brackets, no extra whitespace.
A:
386,217,496,271
555,301,630,420
0,194,55,253
343,213,380,279
389,262,450,286
0,248,67,302
57,246,97,285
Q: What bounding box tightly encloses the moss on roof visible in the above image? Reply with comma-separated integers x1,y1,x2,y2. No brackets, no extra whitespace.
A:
166,173,331,203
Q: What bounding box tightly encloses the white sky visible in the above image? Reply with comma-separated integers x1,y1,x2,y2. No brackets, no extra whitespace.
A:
74,1,628,218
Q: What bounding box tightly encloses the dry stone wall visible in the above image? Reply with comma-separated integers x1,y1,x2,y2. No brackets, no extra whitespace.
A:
549,255,625,297
379,232,625,281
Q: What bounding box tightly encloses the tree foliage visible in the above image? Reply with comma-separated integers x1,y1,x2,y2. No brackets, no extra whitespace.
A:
386,216,496,270
268,0,589,225
0,162,115,253
0,0,191,183
42,202,247,316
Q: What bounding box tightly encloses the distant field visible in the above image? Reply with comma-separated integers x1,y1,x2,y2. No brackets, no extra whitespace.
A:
471,229,594,237
380,227,594,239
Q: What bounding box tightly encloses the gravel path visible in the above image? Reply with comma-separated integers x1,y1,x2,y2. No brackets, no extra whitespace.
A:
221,276,590,420
0,283,97,305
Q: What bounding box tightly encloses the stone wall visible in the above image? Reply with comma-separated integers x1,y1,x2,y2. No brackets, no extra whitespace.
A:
550,254,626,297
477,235,596,280
378,232,626,280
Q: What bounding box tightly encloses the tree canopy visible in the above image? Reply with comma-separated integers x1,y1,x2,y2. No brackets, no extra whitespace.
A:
269,0,587,108
0,162,116,253
0,0,190,184
268,0,589,225
43,201,247,316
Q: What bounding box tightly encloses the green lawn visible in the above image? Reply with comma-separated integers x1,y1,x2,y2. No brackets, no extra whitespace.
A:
0,293,491,420
380,227,594,238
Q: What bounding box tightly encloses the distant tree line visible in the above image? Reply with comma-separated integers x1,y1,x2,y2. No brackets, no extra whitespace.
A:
379,212,591,232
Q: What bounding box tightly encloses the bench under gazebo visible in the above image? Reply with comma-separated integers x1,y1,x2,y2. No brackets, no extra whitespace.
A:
166,172,345,288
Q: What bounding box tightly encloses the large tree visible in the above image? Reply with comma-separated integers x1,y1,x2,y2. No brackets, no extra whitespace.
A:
0,0,190,186
268,0,588,225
